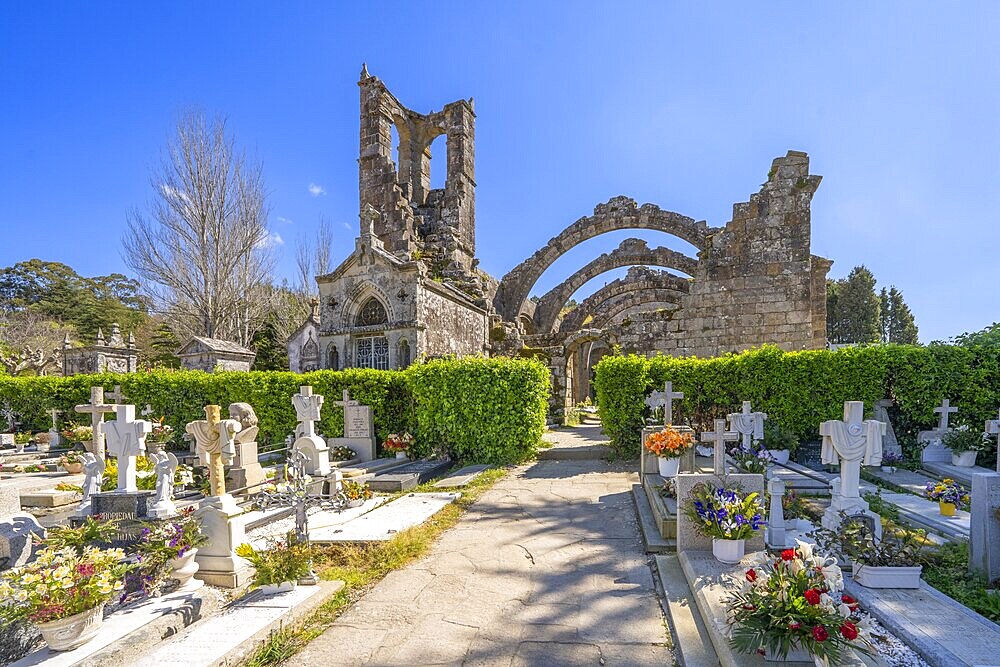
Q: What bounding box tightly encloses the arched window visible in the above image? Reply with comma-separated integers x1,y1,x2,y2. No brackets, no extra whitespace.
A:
356,336,389,370
355,297,388,327
397,339,411,368
327,344,339,371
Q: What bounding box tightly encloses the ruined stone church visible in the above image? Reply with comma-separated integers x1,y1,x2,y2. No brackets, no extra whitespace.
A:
288,67,831,416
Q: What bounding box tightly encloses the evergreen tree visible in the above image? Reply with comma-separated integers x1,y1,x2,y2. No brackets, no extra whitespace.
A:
881,286,918,344
827,266,881,344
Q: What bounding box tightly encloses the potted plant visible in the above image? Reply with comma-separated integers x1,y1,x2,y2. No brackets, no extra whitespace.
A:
924,478,969,516
644,426,695,477
383,432,414,460
235,540,315,594
684,482,766,564
60,450,84,474
0,545,132,651
145,418,174,454
762,421,798,465
136,507,208,593
33,432,52,453
880,451,903,473
331,445,358,462
61,425,93,449
341,479,373,508
815,514,925,589
724,541,875,663
941,425,991,467
14,431,32,453
730,441,772,474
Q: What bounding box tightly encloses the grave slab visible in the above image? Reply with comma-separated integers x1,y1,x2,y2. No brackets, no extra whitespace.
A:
367,459,452,492
19,489,80,508
309,492,459,542
337,457,408,478
923,460,994,488
969,472,1000,582
431,464,490,488
843,576,1000,667
654,554,719,667
880,492,970,541
632,484,674,553
140,580,344,667
246,496,389,548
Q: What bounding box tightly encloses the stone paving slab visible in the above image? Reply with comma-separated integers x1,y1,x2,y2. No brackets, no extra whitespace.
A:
433,464,491,488
309,492,458,542
288,450,670,666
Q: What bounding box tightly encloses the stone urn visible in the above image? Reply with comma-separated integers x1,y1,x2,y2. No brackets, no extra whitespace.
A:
146,440,166,455
345,498,365,509
61,460,83,474
170,548,203,592
34,439,51,454
36,604,105,651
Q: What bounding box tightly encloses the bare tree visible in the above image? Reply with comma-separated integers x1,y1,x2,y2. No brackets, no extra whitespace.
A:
0,310,71,375
293,216,334,298
123,110,275,347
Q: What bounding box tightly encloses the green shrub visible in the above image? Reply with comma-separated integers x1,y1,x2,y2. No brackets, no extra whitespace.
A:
595,344,1000,459
0,357,549,465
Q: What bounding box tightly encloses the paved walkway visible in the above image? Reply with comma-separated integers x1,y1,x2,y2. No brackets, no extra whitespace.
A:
291,425,671,666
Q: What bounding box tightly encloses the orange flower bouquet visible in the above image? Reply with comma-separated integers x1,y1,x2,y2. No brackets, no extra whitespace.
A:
644,426,695,460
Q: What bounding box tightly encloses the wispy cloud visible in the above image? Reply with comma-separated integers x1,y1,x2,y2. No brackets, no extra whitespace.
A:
256,232,285,249
276,216,293,225
308,183,326,197
342,222,352,231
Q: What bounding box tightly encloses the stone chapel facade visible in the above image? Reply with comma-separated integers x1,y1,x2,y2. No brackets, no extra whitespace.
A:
288,68,832,416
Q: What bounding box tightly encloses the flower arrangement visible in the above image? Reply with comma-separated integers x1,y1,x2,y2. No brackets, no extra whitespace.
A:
133,508,208,593
924,478,969,507
729,441,772,474
235,539,315,588
659,477,677,499
2,463,48,473
941,425,992,454
724,541,874,663
146,418,174,444
61,425,93,444
644,426,695,460
60,451,84,465
330,445,357,462
0,545,132,625
383,432,414,454
43,517,118,554
762,421,799,456
880,451,903,467
13,432,33,445
684,483,766,541
341,479,373,502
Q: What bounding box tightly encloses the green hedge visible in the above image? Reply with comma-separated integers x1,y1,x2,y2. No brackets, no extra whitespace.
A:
595,345,1000,459
0,357,549,465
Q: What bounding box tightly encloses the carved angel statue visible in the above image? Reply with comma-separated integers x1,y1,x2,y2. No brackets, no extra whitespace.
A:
74,453,106,517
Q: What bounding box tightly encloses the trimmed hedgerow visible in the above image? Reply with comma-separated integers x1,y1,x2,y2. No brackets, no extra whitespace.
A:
0,357,548,464
595,344,1000,460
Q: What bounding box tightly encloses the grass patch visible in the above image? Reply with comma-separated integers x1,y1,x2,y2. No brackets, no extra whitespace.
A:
242,466,508,666
922,541,1000,622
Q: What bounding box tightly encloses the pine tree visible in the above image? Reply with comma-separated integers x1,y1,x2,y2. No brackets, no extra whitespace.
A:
883,286,918,344
827,266,881,344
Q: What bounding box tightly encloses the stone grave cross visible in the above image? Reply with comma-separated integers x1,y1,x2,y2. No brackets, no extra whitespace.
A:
186,405,242,497
986,408,1000,473
645,381,684,425
293,386,324,438
74,387,117,460
106,385,126,404
700,418,739,475
727,401,767,449
934,398,958,431
48,408,60,430
293,386,331,476
102,404,152,493
819,401,886,537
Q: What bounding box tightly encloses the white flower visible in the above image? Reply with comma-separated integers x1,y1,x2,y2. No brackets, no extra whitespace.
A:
819,592,835,611
795,539,814,560
789,559,804,575
838,603,852,617
821,563,844,591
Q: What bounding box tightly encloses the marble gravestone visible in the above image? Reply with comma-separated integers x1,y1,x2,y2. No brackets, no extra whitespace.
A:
640,381,695,475
986,409,1000,473
328,389,377,463
920,398,959,464
873,399,901,458
820,401,885,539
90,404,155,542
292,386,332,477
969,472,1000,582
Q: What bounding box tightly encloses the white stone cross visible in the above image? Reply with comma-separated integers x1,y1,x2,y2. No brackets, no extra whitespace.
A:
106,385,126,404
727,401,767,449
986,408,1000,473
934,398,958,431
48,408,61,430
700,418,739,475
74,387,117,460
645,381,684,425
292,385,324,438
102,404,152,493
820,401,885,505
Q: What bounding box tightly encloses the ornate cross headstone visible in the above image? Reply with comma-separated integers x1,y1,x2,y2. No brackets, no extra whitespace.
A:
186,405,242,498
293,386,331,476
645,381,684,425
727,401,767,449
102,404,152,493
820,401,886,537
700,419,739,475
934,398,958,431
986,409,1000,473
74,387,117,460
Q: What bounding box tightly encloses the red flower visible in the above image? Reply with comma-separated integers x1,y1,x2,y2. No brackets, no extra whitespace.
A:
803,589,821,605
812,625,829,642
841,593,858,610
840,622,859,640
788,621,801,630
781,549,796,561
745,568,757,582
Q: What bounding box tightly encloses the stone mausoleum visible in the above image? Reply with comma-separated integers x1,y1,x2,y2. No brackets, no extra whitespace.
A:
289,67,831,416
62,323,139,376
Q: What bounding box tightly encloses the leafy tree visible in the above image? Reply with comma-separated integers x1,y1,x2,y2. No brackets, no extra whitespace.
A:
880,287,918,344
951,322,1000,348
827,266,881,344
249,317,288,370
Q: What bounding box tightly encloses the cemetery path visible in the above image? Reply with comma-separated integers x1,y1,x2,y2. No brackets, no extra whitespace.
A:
289,424,671,666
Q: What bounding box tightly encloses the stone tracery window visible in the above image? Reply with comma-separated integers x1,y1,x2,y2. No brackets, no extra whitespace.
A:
355,297,388,327
356,336,389,370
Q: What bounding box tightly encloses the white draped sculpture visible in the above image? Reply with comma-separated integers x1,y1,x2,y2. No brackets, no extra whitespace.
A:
728,401,767,449
820,401,886,537
102,404,152,493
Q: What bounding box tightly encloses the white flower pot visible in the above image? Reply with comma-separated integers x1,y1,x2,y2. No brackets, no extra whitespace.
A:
345,498,365,509
769,449,790,465
712,538,746,564
170,548,202,592
259,580,297,595
952,451,978,467
762,643,813,662
395,451,407,460
881,465,895,474
37,605,105,651
853,564,923,589
658,457,681,477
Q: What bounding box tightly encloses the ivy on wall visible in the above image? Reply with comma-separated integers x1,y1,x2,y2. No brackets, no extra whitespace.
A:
0,357,549,465
595,345,1000,459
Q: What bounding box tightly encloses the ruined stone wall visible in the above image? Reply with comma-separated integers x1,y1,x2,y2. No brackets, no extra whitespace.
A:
416,284,488,358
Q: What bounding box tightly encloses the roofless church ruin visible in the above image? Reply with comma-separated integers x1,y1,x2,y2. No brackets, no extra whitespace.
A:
288,67,832,417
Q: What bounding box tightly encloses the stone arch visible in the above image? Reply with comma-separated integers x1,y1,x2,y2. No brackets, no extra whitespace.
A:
300,332,319,371
532,238,696,333
559,268,689,333
589,290,685,330
561,329,618,410
495,196,716,320
343,282,395,329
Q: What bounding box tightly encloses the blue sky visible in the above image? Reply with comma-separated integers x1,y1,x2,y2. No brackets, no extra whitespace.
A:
1,2,998,342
